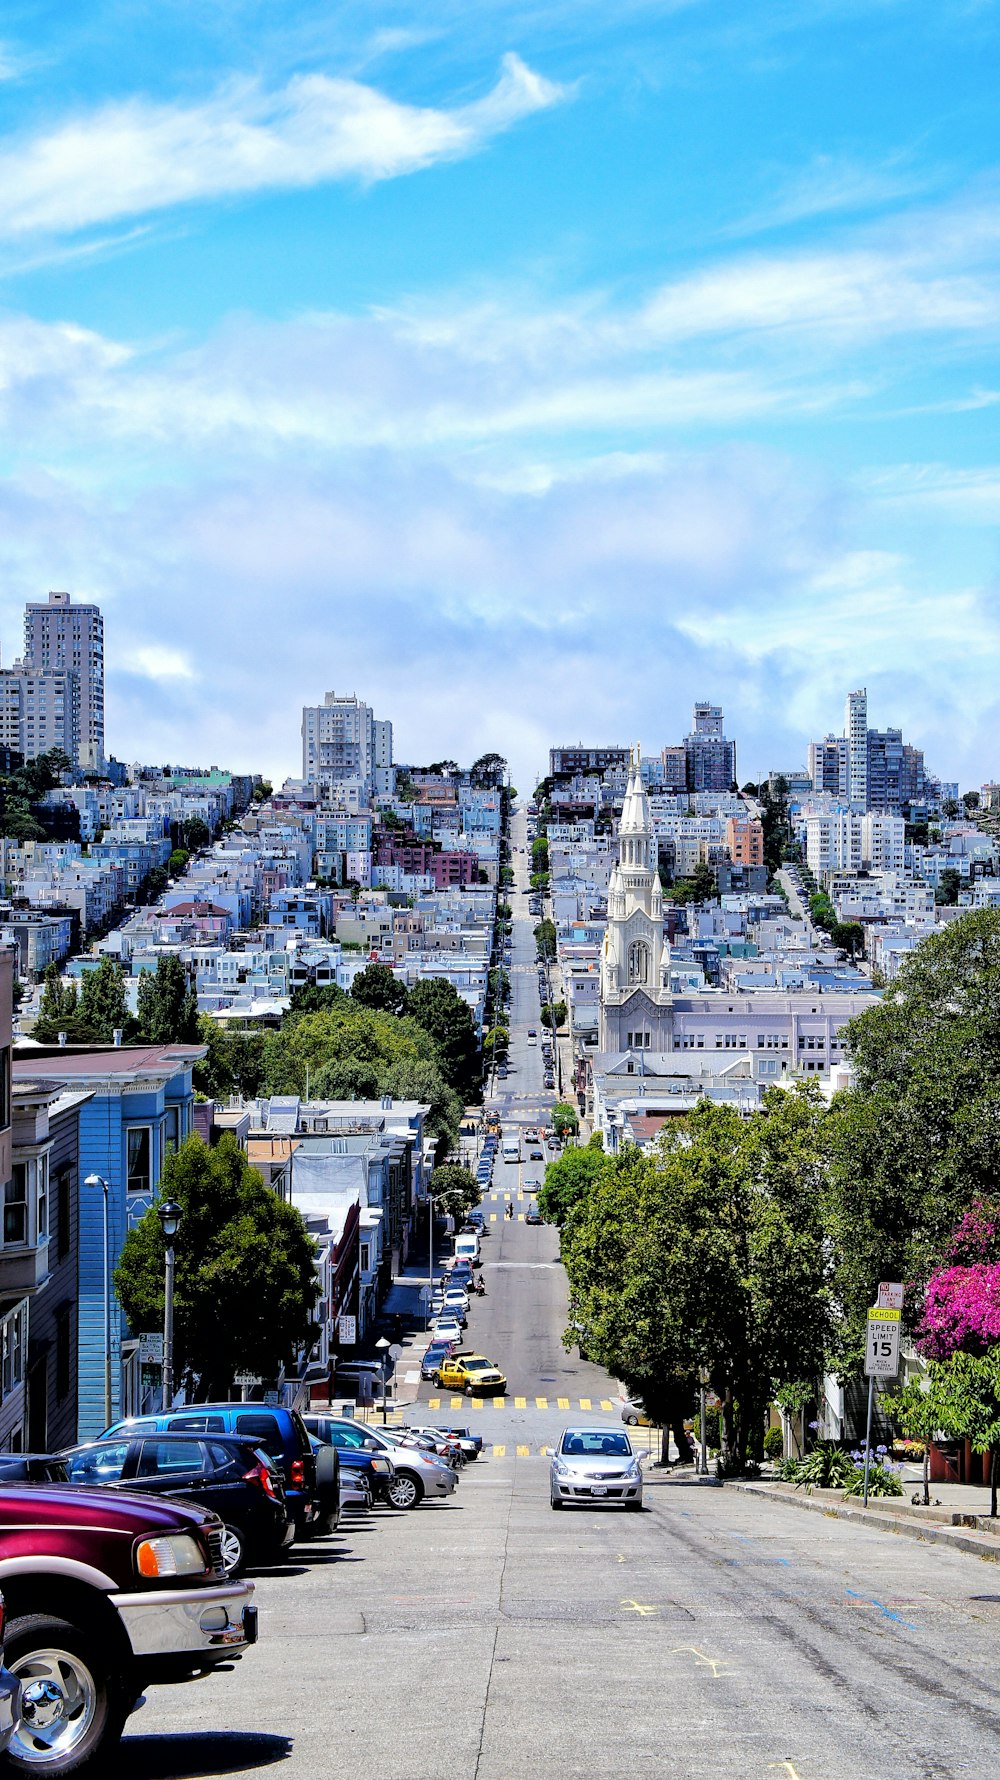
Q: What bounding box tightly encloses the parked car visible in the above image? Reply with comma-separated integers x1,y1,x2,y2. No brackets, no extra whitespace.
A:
549,1427,644,1511
308,1434,366,1513
0,1479,256,1773
0,1599,21,1761
620,1398,654,1427
428,1426,483,1461
305,1417,457,1511
529,1147,543,1160
102,1403,321,1538
433,1354,507,1396
59,1432,292,1575
525,1206,544,1226
300,1419,395,1502
421,1341,456,1380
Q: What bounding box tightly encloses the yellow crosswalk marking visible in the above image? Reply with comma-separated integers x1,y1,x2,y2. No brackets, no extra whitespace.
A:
518,1214,525,1221
535,1396,548,1408
580,1398,592,1410
600,1400,613,1411
428,1398,440,1409
557,1397,570,1409
493,1444,506,1457
493,1397,505,1408
451,1397,463,1408
515,1396,527,1408
490,1213,497,1221
516,1444,530,1457
472,1398,484,1410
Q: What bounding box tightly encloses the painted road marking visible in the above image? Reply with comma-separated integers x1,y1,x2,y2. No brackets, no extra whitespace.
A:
580,1398,592,1410
472,1398,484,1410
493,1397,506,1408
557,1397,570,1409
671,1646,732,1679
600,1400,613,1411
515,1396,527,1408
428,1398,440,1409
451,1397,463,1407
516,1444,530,1457
621,1600,659,1618
490,1213,497,1221
493,1444,506,1457
535,1396,548,1408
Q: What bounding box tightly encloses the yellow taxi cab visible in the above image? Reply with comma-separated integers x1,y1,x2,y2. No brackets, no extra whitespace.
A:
434,1354,507,1395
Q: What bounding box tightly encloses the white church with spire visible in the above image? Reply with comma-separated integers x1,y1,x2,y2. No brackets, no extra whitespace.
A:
599,744,674,1051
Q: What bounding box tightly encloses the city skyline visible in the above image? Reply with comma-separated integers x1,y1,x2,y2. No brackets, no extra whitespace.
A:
0,3,996,789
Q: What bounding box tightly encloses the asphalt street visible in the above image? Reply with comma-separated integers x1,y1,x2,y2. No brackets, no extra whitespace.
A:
119,808,1000,1778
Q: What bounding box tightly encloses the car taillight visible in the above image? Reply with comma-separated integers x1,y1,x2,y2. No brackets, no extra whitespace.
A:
290,1458,305,1489
244,1462,277,1498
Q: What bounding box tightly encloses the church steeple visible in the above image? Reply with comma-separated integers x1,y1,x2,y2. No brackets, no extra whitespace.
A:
600,742,670,1036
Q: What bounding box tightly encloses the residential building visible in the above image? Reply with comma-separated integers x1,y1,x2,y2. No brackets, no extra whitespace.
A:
24,592,105,770
549,747,629,778
845,688,868,806
684,703,736,792
15,1080,90,1452
725,816,765,866
0,664,80,766
12,1042,204,1437
809,737,848,797
301,692,393,802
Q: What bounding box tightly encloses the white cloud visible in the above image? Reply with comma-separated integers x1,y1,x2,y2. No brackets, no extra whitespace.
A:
728,153,939,237
0,54,566,239
119,645,197,682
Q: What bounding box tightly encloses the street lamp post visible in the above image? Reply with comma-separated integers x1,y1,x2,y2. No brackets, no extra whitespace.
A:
157,1199,183,1410
84,1175,112,1429
375,1336,391,1426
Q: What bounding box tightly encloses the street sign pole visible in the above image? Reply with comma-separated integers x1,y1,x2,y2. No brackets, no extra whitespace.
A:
862,1376,875,1507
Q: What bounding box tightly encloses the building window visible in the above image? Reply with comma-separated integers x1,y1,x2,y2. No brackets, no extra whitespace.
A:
4,1166,27,1245
0,1046,9,1131
360,1243,370,1274
1,1303,26,1397
126,1127,152,1196
56,1169,71,1260
627,941,650,985
37,1155,48,1242
164,1107,180,1156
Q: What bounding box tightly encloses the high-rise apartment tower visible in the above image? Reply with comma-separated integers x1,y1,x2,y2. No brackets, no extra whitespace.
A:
24,592,105,770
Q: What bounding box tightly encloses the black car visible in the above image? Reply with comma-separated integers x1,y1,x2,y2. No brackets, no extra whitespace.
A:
525,1206,545,1225
59,1431,291,1575
0,1453,69,1483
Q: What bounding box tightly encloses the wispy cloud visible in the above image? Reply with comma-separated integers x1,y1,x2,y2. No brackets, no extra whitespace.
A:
0,54,566,239
728,153,940,237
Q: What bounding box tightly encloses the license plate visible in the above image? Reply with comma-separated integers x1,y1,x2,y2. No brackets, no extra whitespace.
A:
591,1484,608,1497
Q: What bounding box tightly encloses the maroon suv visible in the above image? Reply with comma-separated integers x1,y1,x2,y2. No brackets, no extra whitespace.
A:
0,1479,257,1774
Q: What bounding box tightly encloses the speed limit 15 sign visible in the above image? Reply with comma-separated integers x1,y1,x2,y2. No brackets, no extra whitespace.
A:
865,1305,901,1378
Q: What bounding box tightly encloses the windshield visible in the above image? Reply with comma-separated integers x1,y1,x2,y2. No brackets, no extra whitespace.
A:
463,1359,494,1372
561,1430,633,1458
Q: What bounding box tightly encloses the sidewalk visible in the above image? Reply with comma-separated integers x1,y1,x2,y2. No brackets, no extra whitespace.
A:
729,1475,1000,1564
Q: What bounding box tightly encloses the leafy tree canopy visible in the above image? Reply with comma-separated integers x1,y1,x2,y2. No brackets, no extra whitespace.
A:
136,954,200,1045
405,977,482,1104
350,961,409,1017
115,1134,319,1397
538,1138,607,1227
430,1161,481,1222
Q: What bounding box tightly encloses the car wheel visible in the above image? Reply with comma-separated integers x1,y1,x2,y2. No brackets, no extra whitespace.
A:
550,1497,563,1510
219,1523,247,1575
432,1373,442,1387
627,1500,644,1512
464,1382,473,1396
5,1613,128,1775
387,1471,422,1511
623,1412,638,1425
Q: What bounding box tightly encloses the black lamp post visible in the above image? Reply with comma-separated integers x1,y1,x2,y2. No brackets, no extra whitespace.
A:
157,1199,183,1408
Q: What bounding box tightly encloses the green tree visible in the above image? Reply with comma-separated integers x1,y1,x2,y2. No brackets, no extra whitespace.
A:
77,957,137,1043
538,1137,607,1227
828,910,1000,1366
429,1162,481,1223
963,791,981,814
830,921,865,958
287,982,345,1017
667,861,717,904
483,1025,509,1058
183,817,211,850
561,1087,831,1472
350,961,408,1016
115,1135,319,1397
136,955,200,1044
935,867,962,906
470,753,507,787
33,965,87,1043
551,1102,578,1140
882,1372,957,1507
541,1001,567,1030
168,848,190,875
406,977,482,1103
531,836,549,872
534,920,556,961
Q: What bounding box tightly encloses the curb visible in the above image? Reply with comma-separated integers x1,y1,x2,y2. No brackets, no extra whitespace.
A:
727,1481,1000,1564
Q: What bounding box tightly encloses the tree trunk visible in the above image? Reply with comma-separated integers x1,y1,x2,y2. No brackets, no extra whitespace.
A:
721,1388,737,1473
991,1447,998,1520
922,1445,930,1508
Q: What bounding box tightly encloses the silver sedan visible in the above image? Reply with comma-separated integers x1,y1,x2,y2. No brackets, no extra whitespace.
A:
549,1427,643,1511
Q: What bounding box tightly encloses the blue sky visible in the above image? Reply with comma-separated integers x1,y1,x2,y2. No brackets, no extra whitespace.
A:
0,0,998,789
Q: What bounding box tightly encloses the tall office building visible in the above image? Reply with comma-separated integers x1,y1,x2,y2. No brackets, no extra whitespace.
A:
301,692,394,803
844,689,868,808
0,664,79,764
24,592,104,770
684,702,736,792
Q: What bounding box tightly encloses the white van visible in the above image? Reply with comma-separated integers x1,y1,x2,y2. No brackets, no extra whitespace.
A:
454,1234,481,1267
501,1134,521,1164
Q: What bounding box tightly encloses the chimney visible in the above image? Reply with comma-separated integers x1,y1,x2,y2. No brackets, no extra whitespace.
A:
113,1028,123,1047
58,1031,67,1047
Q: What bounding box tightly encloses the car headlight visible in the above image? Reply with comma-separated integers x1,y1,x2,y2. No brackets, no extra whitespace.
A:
370,1457,392,1473
135,1533,208,1579
552,1459,569,1476
624,1461,642,1479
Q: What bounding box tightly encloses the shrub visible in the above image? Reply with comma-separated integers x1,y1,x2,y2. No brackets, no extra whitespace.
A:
762,1425,784,1460
788,1441,858,1492
844,1462,904,1499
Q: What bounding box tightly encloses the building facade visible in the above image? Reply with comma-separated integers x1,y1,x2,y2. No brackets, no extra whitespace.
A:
23,592,105,770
